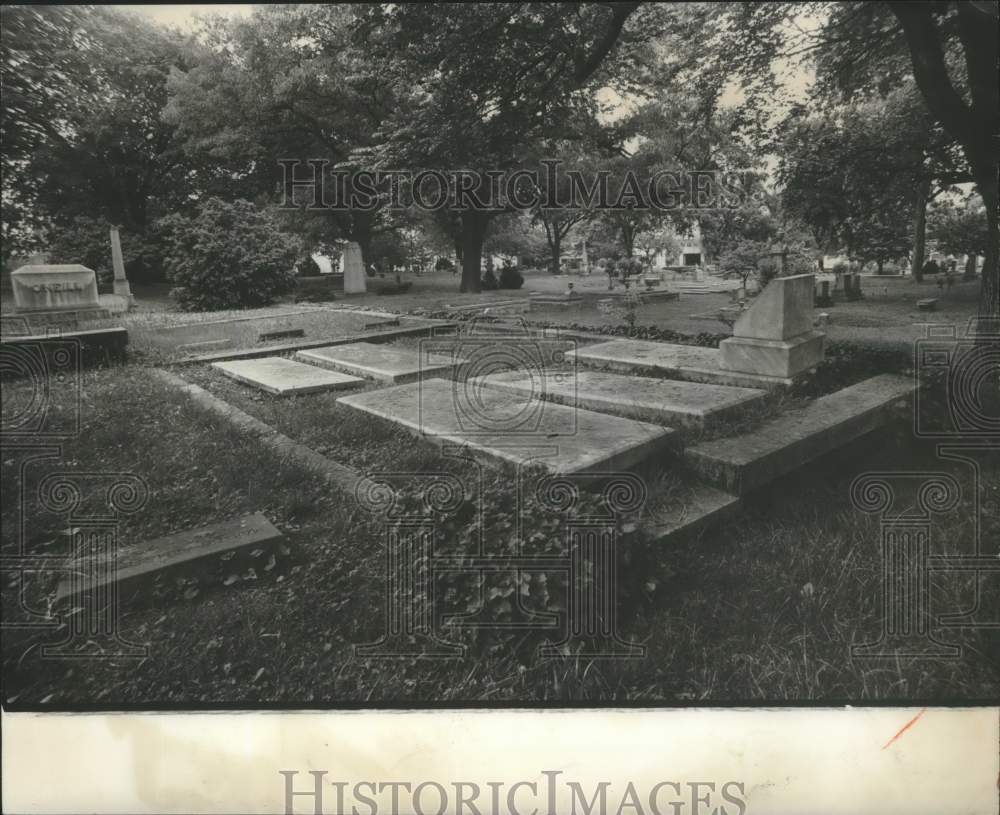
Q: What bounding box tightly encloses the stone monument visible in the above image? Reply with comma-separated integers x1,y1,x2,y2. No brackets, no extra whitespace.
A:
718,273,824,380
341,241,367,294
109,226,136,308
10,264,103,315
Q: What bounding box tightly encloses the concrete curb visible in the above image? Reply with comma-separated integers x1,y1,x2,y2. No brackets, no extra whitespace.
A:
151,368,371,497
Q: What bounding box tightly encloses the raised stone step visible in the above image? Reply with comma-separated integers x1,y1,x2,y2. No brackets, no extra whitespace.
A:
56,512,282,602
642,483,742,543
336,378,676,475
568,338,795,388
296,341,465,384
471,369,767,430
211,357,364,395
684,374,917,495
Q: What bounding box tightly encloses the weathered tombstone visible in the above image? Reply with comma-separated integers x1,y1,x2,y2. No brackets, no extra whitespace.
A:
11,264,102,314
109,227,135,308
341,241,367,294
695,266,706,282
719,273,825,380
815,280,832,307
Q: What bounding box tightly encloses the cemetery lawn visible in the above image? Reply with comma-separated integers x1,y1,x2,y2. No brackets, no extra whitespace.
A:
3,365,997,706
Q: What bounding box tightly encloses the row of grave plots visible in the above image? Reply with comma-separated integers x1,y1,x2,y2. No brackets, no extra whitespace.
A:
51,328,916,611
178,331,917,547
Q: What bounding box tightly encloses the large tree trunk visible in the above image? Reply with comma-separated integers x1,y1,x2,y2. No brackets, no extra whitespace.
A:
980,175,999,323
622,223,635,258
459,210,490,293
550,230,562,275
966,152,999,327
911,179,929,281
892,3,998,326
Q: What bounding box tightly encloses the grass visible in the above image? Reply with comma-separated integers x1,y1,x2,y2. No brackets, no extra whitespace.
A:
180,362,475,476
2,362,997,706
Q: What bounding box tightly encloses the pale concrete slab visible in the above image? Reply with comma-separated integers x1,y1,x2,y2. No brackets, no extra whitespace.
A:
685,374,918,494
296,342,466,384
568,339,795,388
471,369,767,430
212,357,364,395
719,330,825,379
56,512,282,602
336,378,676,474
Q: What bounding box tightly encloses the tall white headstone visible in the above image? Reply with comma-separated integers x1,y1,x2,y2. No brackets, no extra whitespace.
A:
109,226,135,307
342,241,366,294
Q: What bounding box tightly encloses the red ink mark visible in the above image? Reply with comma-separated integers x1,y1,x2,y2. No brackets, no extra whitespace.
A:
882,708,927,750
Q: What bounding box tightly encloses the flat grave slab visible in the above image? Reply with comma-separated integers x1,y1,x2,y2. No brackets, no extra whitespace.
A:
56,512,282,602
643,483,742,543
295,342,466,384
211,357,364,395
471,369,767,430
568,339,795,388
336,378,676,474
684,374,918,495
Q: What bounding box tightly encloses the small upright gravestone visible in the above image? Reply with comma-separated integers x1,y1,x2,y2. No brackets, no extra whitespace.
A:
718,273,825,380
341,241,367,294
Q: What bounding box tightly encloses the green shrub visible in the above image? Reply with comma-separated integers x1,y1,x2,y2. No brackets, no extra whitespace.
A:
158,199,300,311
296,253,323,277
46,216,166,284
498,264,524,289
621,257,643,276
435,256,455,271
481,267,499,290
758,257,781,287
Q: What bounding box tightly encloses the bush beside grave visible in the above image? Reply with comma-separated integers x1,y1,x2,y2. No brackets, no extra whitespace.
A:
498,264,524,289
46,216,166,285
158,198,300,311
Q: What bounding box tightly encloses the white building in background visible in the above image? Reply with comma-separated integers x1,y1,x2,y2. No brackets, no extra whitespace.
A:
651,227,705,268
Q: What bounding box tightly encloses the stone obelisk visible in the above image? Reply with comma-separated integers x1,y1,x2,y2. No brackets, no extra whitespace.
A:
110,226,135,308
